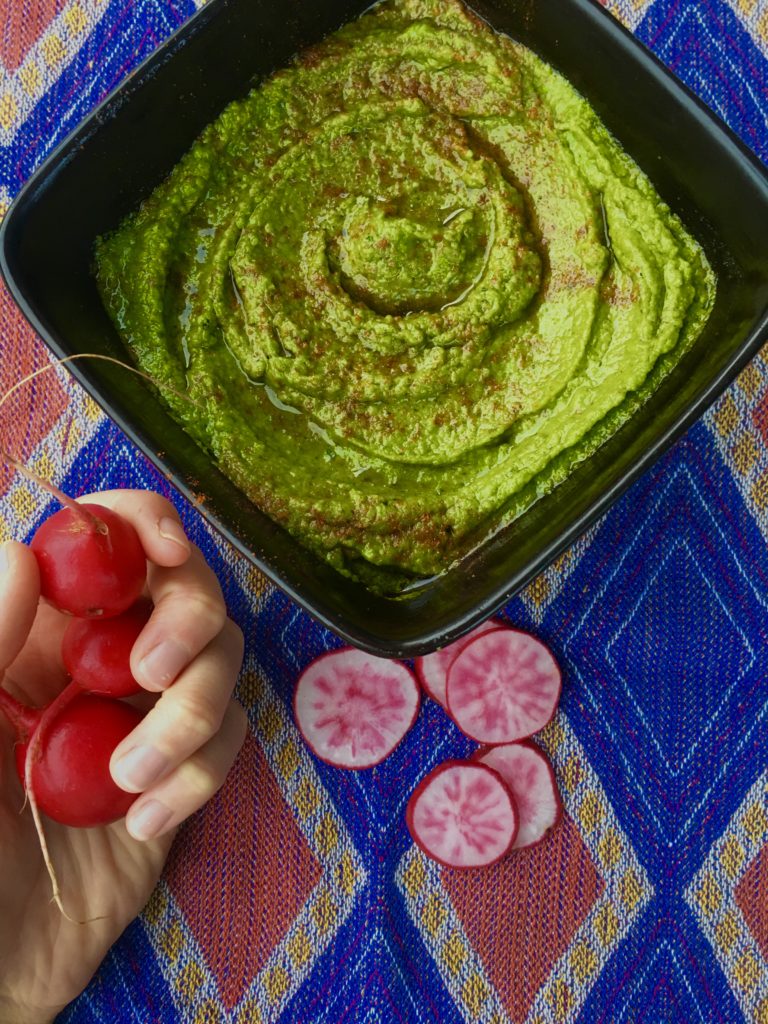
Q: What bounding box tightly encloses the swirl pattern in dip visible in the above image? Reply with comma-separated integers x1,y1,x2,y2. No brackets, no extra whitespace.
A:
97,0,716,590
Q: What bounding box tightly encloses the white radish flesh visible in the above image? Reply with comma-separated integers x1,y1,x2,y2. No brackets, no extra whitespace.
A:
294,648,420,769
446,629,561,743
406,760,518,868
415,620,503,707
477,741,561,848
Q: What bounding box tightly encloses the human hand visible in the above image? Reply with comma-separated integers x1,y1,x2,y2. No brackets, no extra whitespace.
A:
0,490,246,1024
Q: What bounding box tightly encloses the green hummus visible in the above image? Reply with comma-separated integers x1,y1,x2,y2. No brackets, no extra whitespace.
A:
96,0,715,591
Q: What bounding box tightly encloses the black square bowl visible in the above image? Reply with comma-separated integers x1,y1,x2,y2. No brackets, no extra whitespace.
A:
2,0,768,657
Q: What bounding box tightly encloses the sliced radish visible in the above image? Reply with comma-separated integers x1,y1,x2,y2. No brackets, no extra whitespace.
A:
476,741,562,848
415,620,504,707
446,629,561,744
406,760,518,868
294,648,419,769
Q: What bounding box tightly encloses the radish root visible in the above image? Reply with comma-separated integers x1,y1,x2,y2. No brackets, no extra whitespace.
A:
0,352,171,415
20,681,90,922
0,352,200,521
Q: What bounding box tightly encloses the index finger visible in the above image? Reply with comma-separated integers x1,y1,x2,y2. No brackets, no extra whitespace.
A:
131,544,228,691
76,488,192,568
0,542,40,674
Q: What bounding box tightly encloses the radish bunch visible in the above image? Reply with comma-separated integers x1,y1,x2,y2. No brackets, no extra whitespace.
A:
0,504,150,829
293,621,563,870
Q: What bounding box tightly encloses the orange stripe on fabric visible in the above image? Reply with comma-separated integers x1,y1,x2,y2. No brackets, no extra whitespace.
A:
735,844,768,961
0,0,67,72
164,734,323,1011
442,814,605,1024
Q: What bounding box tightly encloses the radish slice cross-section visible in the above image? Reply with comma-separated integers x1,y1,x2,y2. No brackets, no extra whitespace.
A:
294,648,420,769
406,760,519,868
415,620,503,708
476,741,562,848
446,629,561,744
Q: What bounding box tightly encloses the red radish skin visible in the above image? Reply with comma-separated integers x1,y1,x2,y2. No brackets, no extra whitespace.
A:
31,503,146,618
62,597,152,697
406,760,518,869
294,648,420,769
475,741,562,849
446,629,561,744
0,684,143,828
16,694,142,827
415,620,504,708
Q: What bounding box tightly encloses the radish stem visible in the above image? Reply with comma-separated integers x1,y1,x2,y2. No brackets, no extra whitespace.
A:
0,451,95,524
0,687,39,738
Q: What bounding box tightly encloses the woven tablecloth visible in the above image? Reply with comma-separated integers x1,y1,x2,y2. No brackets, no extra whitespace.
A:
0,1,767,1021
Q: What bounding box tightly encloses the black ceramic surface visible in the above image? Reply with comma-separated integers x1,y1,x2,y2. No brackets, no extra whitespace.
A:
2,0,768,656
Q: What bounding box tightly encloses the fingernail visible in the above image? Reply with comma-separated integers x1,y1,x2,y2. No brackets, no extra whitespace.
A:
128,799,173,841
0,544,9,578
137,638,189,689
112,745,169,792
158,516,190,553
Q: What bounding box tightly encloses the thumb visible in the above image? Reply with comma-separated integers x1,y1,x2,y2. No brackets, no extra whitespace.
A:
0,541,40,675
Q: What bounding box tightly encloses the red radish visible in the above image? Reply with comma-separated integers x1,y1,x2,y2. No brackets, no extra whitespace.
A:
446,629,561,744
62,597,152,697
0,682,143,917
406,760,518,868
415,620,504,708
475,741,562,848
0,684,142,827
294,648,420,769
15,694,142,827
31,503,146,618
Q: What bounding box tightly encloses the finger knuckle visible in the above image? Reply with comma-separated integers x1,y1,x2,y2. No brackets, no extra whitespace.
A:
229,699,249,739
224,618,245,654
171,690,223,742
146,493,178,519
185,588,227,631
178,756,221,801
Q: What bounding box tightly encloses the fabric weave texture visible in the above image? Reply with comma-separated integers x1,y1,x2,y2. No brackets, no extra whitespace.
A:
0,1,767,1021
